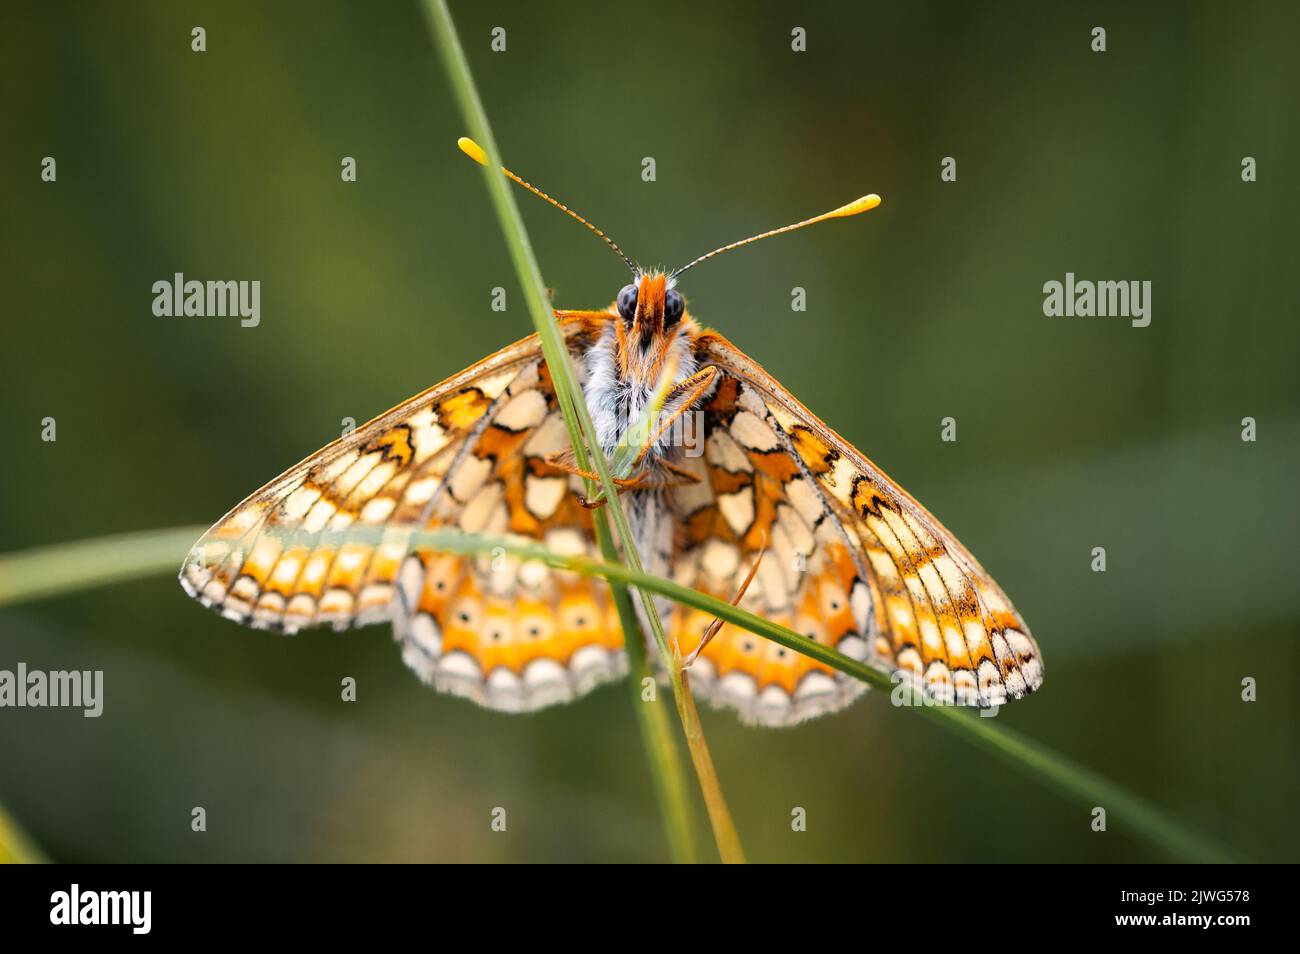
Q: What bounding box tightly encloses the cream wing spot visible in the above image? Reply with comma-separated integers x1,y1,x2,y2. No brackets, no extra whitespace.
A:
730,410,780,452
786,476,823,526
838,635,868,661
717,488,756,536
282,486,322,521
896,646,924,677
439,651,482,680
270,553,303,589
867,548,900,587
776,503,815,561
545,527,587,556
920,617,943,655
822,456,858,500
507,360,541,393
354,461,397,501
315,450,359,484
360,497,396,523
522,413,568,457
917,563,949,610
459,482,504,534
403,476,440,506
757,685,792,713
300,551,332,591
706,429,753,473
448,454,492,503
977,659,1005,704
944,623,969,662
671,458,714,514
410,613,442,655
753,553,791,613
213,505,264,539
335,545,367,575
301,498,337,535
932,554,969,600
719,672,757,703
699,539,741,584
473,367,524,402
1006,629,1043,687
849,580,872,635
795,671,837,700
334,452,384,498
285,593,316,624
325,509,355,532
397,555,424,608
524,474,566,520
495,388,549,431
517,558,551,593
318,588,354,621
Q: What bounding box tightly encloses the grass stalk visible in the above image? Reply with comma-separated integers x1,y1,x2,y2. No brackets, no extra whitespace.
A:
0,526,1240,862
420,0,731,861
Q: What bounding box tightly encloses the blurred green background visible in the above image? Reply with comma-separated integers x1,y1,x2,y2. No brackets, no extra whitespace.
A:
2,0,1297,862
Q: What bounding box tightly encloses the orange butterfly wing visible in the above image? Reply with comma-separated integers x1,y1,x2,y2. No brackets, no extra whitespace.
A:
180,314,632,711
664,332,1042,724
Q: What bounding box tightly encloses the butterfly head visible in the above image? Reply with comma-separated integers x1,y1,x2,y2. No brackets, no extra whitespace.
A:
616,272,685,339
611,271,690,380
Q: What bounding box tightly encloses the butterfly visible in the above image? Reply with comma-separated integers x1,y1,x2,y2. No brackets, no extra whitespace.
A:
180,137,1043,727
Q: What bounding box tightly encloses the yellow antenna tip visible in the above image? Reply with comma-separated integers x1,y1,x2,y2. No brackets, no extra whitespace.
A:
832,194,882,218
457,136,488,166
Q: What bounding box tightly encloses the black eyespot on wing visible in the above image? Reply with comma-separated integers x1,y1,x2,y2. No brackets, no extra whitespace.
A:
664,289,684,326
617,284,638,323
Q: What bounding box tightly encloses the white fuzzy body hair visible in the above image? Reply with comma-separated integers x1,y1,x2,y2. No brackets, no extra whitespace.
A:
581,319,701,587
581,321,699,464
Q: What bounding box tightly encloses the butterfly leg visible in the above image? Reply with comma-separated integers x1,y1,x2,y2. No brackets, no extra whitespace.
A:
577,479,645,510
682,543,767,669
540,452,651,509
542,452,644,489
631,366,719,469
660,459,702,484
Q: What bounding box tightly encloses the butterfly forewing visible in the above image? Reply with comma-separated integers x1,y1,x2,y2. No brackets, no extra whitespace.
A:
181,335,542,628
181,316,634,710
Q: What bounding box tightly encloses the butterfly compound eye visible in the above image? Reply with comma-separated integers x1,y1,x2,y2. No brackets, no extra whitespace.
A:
664,289,684,326
617,283,638,322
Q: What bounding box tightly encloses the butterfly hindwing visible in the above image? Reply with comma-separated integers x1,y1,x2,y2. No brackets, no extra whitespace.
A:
667,370,871,726
390,358,629,711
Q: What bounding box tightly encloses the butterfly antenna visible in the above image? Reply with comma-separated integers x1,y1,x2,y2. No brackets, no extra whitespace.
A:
458,137,637,276
669,194,881,280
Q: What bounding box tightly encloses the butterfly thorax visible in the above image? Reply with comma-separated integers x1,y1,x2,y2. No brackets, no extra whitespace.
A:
578,272,711,586
583,271,705,472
